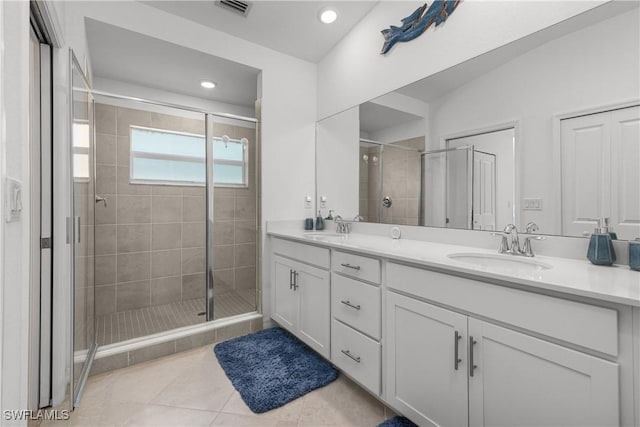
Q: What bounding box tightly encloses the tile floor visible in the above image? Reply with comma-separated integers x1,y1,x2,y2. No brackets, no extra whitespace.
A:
41,344,394,427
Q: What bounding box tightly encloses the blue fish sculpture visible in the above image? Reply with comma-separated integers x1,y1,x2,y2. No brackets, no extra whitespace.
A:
381,0,461,54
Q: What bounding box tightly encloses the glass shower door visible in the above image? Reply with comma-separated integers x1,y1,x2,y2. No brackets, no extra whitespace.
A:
70,54,97,407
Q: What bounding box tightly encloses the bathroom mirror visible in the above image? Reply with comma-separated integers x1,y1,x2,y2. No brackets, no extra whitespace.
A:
316,2,640,240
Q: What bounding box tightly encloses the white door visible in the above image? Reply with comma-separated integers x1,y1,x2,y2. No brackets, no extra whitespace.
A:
473,151,496,231
610,106,640,240
561,113,610,237
386,292,468,427
297,263,330,358
468,318,619,427
271,255,297,331
561,105,640,238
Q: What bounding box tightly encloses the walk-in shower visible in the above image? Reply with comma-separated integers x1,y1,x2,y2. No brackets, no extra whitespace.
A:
69,52,260,407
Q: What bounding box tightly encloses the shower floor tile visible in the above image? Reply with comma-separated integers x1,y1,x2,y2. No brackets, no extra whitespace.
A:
96,291,257,346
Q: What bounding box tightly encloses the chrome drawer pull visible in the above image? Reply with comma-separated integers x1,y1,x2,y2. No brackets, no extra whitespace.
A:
340,263,361,270
341,349,361,363
341,300,361,310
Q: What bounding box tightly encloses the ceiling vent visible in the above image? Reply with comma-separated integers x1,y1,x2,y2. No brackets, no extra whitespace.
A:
216,0,251,17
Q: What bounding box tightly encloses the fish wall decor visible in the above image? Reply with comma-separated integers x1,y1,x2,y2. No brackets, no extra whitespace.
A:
381,0,461,54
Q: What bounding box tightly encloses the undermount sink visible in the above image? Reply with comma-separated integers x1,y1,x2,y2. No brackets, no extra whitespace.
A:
303,232,347,242
447,252,552,273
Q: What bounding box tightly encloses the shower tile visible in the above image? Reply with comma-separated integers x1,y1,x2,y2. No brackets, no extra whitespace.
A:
214,197,235,220
128,341,175,365
116,280,150,311
95,255,116,286
234,221,256,244
151,276,182,306
117,224,151,253
96,165,117,194
152,223,182,250
214,245,235,269
96,133,117,165
213,269,234,292
216,320,251,342
152,196,182,223
182,247,205,274
95,104,117,135
213,123,237,139
235,197,256,220
95,285,116,316
117,252,150,283
213,188,235,198
151,112,205,135
117,136,130,166
234,244,256,268
183,196,205,222
213,221,234,245
407,199,420,218
235,266,256,290
117,166,152,195
183,186,206,197
151,249,181,279
117,107,151,136
152,185,183,196
175,330,217,353
90,353,129,376
182,223,205,248
95,225,117,255
117,195,151,224
95,194,117,225
182,273,205,300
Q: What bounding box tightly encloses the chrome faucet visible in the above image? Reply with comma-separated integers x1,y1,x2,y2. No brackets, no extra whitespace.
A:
334,215,351,234
492,223,545,257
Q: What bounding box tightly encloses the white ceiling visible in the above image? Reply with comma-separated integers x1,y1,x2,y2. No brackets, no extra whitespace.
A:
85,18,260,108
359,102,423,135
141,0,378,63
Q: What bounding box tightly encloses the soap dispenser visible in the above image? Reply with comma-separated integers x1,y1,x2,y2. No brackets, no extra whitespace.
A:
315,210,325,230
587,218,616,266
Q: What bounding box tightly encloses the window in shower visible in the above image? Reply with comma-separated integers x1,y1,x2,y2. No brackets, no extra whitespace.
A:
130,126,248,187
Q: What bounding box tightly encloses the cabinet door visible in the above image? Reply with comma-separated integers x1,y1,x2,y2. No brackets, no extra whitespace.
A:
297,262,330,358
272,255,297,331
386,291,468,427
468,318,619,427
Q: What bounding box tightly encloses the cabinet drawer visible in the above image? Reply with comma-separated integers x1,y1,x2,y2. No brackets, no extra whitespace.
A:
331,319,381,395
331,273,381,340
387,262,618,356
271,237,330,269
332,250,381,284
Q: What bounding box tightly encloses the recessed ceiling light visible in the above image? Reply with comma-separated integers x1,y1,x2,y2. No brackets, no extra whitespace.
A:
200,81,216,89
320,9,337,24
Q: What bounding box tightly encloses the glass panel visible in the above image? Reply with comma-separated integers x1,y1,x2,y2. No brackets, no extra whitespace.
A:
213,164,244,185
71,56,96,407
213,139,243,161
446,147,474,229
131,127,205,157
131,157,205,184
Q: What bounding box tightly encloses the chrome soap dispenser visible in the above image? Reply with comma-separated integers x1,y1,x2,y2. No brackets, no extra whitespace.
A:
587,218,616,266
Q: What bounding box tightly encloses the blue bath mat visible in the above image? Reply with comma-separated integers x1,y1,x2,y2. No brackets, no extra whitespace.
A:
213,327,338,413
378,416,418,427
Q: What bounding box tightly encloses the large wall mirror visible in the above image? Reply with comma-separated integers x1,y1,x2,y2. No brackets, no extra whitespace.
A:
316,2,640,240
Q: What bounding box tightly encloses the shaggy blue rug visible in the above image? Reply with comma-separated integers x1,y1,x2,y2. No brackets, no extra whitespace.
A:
213,327,338,413
378,416,418,427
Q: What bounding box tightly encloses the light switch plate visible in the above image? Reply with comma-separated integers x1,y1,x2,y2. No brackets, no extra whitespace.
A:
5,177,23,223
522,198,543,211
304,195,312,209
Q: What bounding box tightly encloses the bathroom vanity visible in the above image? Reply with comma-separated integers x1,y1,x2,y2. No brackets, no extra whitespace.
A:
267,224,640,427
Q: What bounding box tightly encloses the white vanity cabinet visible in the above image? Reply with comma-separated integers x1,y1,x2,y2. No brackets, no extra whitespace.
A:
271,239,331,358
386,262,621,427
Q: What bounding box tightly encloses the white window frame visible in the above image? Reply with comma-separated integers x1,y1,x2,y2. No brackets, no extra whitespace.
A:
129,125,248,188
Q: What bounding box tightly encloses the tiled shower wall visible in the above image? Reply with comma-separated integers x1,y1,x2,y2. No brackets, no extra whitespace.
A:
94,103,257,316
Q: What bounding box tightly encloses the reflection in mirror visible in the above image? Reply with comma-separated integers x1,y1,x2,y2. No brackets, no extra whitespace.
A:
316,2,639,239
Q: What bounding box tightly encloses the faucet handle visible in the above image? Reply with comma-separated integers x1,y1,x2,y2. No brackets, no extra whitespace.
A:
522,235,545,257
491,232,510,253
525,222,539,233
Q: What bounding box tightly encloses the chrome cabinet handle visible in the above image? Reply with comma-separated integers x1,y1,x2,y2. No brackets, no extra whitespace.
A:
340,263,361,270
454,331,462,371
340,300,361,310
469,336,478,377
341,349,361,363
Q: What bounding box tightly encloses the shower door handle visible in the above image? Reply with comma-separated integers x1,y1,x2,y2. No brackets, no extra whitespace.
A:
95,195,107,208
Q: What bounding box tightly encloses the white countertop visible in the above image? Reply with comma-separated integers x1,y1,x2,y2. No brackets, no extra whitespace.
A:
268,228,640,307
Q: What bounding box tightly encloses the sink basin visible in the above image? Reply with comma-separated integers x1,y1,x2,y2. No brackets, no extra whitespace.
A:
303,232,347,242
447,252,552,274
